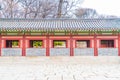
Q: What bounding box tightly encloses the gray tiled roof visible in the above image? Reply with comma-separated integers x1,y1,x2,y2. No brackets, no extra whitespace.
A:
0,18,120,31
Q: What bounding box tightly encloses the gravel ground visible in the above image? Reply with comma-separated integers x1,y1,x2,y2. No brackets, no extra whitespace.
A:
0,56,120,80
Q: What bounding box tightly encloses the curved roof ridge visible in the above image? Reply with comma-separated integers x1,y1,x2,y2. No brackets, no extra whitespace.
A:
0,18,120,21
0,18,120,31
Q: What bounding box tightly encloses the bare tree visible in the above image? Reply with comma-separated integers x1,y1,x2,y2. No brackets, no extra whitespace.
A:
56,0,83,18
0,0,84,19
20,0,57,19
0,0,21,18
30,0,57,19
75,8,98,18
20,0,37,18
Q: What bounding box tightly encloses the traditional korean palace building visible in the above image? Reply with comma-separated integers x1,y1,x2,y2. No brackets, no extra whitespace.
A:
0,18,120,56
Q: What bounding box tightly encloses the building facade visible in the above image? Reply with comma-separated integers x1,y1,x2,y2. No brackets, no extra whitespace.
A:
0,18,120,56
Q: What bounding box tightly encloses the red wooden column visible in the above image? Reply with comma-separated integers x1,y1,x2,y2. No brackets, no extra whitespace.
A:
0,35,1,56
118,34,120,56
22,35,26,56
94,34,98,56
46,35,50,56
70,34,74,56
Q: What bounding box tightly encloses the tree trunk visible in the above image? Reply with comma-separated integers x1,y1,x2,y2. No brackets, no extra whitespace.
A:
57,0,63,18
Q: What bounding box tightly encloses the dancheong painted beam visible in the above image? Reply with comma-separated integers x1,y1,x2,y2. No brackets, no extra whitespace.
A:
0,18,120,56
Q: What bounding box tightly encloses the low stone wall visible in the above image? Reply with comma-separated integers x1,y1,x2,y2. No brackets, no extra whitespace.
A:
26,48,46,56
50,48,70,56
98,48,118,56
1,48,22,56
1,56,120,64
74,48,94,56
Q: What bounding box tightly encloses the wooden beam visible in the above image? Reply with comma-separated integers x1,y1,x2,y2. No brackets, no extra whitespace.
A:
22,34,26,56
0,30,1,56
0,35,1,56
70,33,74,56
118,34,120,56
94,33,98,56
46,34,50,56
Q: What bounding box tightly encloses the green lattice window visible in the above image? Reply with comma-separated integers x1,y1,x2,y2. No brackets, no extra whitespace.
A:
6,40,19,48
30,40,43,48
53,40,66,48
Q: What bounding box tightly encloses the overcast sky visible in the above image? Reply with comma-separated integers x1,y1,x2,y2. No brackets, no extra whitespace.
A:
81,0,120,17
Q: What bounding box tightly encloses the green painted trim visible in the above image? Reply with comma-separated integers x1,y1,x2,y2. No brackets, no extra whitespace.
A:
0,30,119,36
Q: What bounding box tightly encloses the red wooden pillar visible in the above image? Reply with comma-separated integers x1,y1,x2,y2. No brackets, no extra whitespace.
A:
94,34,98,56
70,34,74,56
22,35,26,56
114,39,117,48
0,35,1,56
46,35,50,56
118,34,120,56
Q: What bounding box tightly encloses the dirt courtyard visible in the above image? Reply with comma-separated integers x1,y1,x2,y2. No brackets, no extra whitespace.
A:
0,56,120,80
